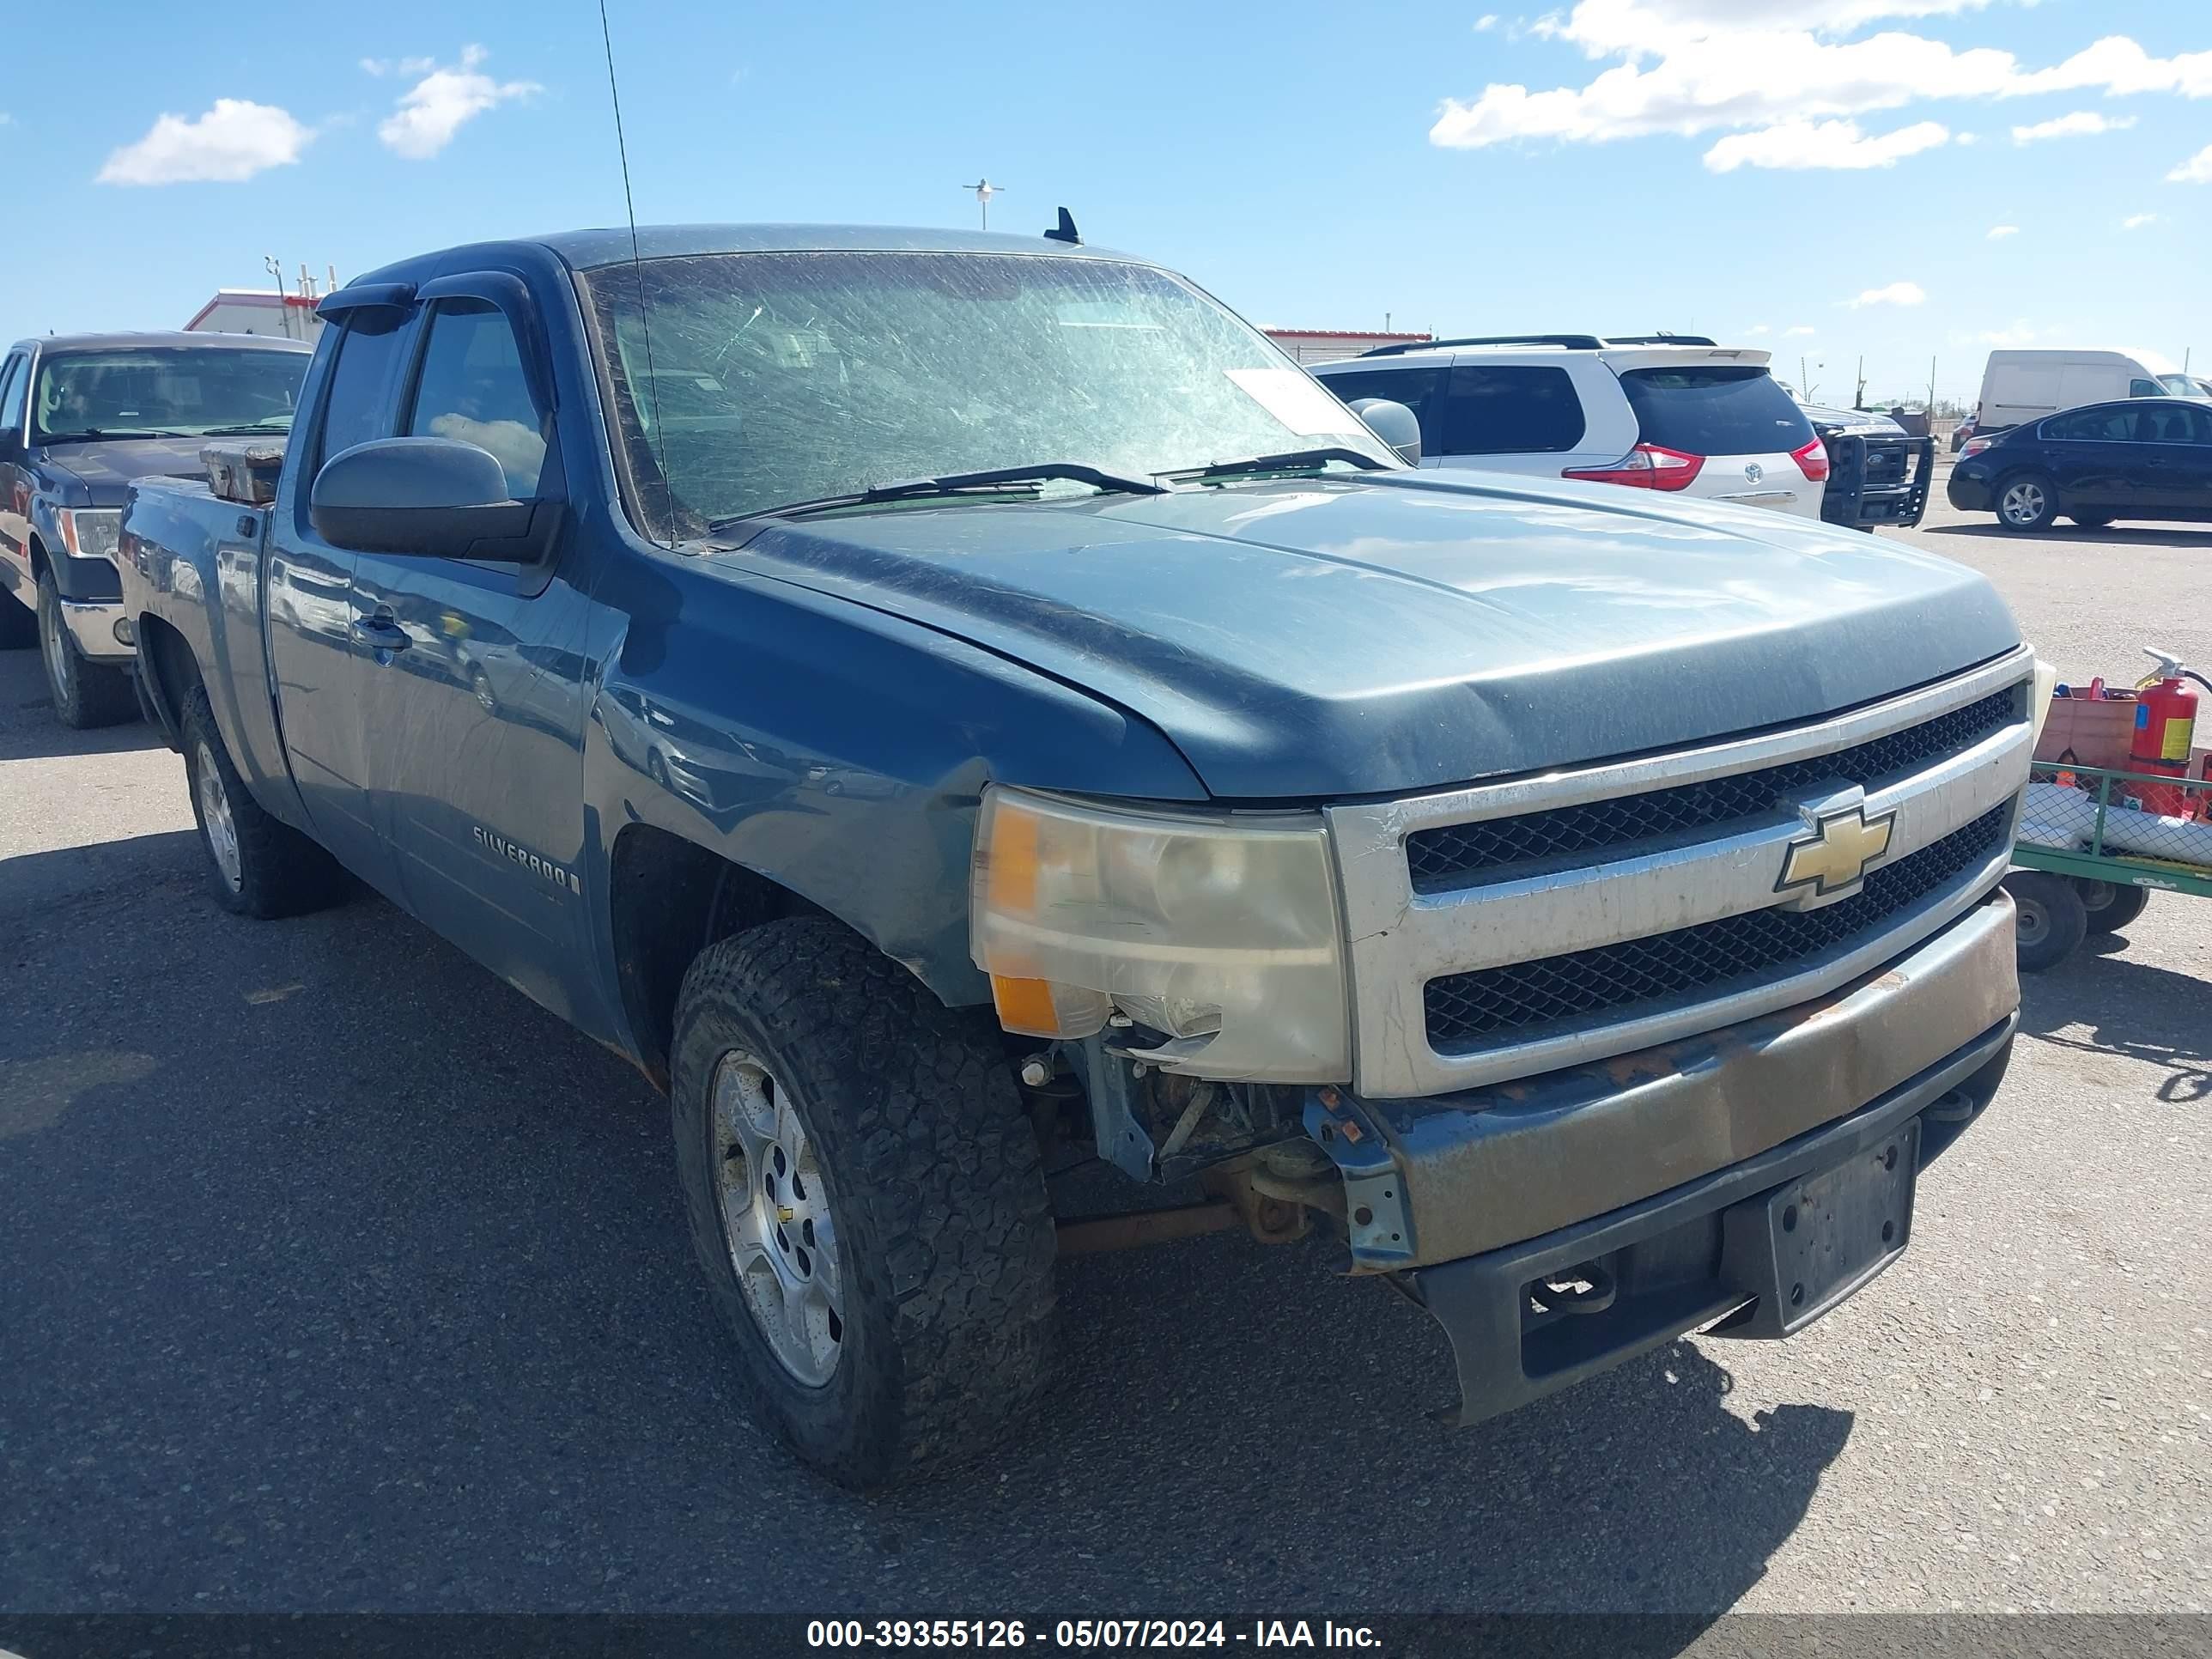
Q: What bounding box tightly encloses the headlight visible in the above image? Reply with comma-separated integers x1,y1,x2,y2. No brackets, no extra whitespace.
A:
59,508,123,564
2028,656,2058,749
969,786,1349,1083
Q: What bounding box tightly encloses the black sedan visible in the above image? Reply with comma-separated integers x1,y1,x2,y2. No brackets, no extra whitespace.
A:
1948,398,2212,532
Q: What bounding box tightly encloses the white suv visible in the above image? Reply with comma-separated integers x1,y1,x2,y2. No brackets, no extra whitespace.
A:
1313,335,1830,520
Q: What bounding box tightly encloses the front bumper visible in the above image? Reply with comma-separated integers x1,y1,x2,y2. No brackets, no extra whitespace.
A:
1820,433,1935,529
1305,891,2017,1424
58,596,134,665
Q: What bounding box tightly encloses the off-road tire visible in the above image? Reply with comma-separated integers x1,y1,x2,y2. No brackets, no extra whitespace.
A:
2003,871,2086,973
38,570,137,728
671,917,1056,1488
0,592,35,649
2072,877,2149,936
1994,473,2058,533
179,684,349,918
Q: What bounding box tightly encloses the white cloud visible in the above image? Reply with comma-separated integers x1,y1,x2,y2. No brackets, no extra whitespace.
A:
2121,211,2160,228
1429,14,2212,154
1846,281,1926,308
1954,131,1979,144
1746,323,1771,334
1786,325,1818,336
1474,12,1499,28
96,99,313,185
377,46,541,160
1532,0,2008,55
2170,143,2212,183
2011,110,2136,143
1985,222,2018,238
1704,117,1947,170
361,55,435,78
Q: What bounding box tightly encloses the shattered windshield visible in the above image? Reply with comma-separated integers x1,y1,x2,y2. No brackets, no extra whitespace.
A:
579,250,1393,540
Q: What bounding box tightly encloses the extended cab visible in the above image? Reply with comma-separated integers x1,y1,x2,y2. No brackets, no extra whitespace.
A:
0,331,310,725
118,226,2044,1487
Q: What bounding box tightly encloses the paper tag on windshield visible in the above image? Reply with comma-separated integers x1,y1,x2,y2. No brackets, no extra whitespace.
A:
1226,367,1359,437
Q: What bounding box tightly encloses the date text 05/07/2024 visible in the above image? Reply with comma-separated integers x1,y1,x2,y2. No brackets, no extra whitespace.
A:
805,1620,1382,1650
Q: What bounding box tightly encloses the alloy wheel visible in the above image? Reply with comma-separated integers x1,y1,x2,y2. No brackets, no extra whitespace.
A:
195,740,244,891
709,1051,845,1387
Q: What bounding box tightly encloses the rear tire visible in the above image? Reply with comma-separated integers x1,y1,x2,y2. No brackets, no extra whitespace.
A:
1995,474,2058,533
179,684,349,918
2004,871,2087,972
2072,877,2149,935
38,570,137,728
671,917,1056,1488
0,592,35,649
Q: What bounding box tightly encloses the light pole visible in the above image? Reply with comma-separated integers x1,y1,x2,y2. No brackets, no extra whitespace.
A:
963,179,1004,230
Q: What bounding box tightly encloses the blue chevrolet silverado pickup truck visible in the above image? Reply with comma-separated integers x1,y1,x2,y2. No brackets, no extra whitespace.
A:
118,223,2045,1488
0,331,310,725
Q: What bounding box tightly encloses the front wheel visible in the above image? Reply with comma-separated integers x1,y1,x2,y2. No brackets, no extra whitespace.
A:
1995,474,2058,533
2073,877,2150,935
671,917,1056,1488
2004,871,2087,972
37,571,137,728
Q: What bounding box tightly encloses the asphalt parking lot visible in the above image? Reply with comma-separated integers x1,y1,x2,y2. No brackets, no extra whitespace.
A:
3,489,2207,1622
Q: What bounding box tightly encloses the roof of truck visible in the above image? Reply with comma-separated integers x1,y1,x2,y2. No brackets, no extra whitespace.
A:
537,223,1134,269
9,329,312,355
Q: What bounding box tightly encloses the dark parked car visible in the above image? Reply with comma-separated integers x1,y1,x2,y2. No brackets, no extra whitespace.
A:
0,331,311,725
1948,398,2212,532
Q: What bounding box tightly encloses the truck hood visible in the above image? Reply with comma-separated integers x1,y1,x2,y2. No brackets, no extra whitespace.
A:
720,472,2021,799
33,436,210,505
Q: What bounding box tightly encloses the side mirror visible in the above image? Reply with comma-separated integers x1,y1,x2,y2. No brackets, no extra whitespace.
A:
310,436,555,561
1349,398,1422,465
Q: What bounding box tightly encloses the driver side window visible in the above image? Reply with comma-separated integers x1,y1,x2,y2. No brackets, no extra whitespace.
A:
405,301,549,499
0,354,28,437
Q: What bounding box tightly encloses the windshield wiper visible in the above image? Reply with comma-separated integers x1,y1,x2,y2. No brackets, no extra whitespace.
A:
720,462,1166,527
1160,446,1389,483
198,421,294,437
50,427,191,441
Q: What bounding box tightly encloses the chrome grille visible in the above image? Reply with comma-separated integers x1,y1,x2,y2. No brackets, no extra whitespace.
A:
1406,687,2019,891
1423,805,2011,1049
1323,647,2037,1099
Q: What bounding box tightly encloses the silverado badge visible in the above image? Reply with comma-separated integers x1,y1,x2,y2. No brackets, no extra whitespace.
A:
1777,804,1896,899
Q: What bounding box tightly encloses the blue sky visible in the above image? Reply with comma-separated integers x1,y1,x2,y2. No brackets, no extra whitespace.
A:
4,0,2206,403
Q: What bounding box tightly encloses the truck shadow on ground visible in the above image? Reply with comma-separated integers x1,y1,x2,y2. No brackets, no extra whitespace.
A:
1926,522,2212,550
2017,941,2212,1105
0,872,1850,1631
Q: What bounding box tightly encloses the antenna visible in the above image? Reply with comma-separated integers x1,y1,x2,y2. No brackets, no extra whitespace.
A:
599,0,673,546
963,179,1002,230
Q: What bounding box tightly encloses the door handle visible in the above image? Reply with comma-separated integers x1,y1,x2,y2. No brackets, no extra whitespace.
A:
350,613,410,653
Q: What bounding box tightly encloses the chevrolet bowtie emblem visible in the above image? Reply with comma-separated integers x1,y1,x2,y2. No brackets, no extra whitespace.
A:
1778,805,1896,897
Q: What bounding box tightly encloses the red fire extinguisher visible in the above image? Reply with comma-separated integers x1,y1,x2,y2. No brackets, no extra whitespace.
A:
2131,647,2204,819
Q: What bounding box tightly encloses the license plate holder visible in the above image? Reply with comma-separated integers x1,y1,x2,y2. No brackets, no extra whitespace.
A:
1715,1118,1921,1339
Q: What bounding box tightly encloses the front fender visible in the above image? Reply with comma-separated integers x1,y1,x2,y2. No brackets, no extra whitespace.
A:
582,556,1208,1012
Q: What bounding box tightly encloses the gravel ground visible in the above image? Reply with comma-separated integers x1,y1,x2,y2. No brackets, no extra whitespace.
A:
0,497,2205,1623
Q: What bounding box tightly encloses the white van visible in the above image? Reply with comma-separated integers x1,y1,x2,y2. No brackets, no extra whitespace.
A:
1976,348,2199,431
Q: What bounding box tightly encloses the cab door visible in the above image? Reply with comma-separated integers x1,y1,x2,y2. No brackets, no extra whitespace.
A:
262,301,417,898
345,277,597,1021
0,351,33,609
